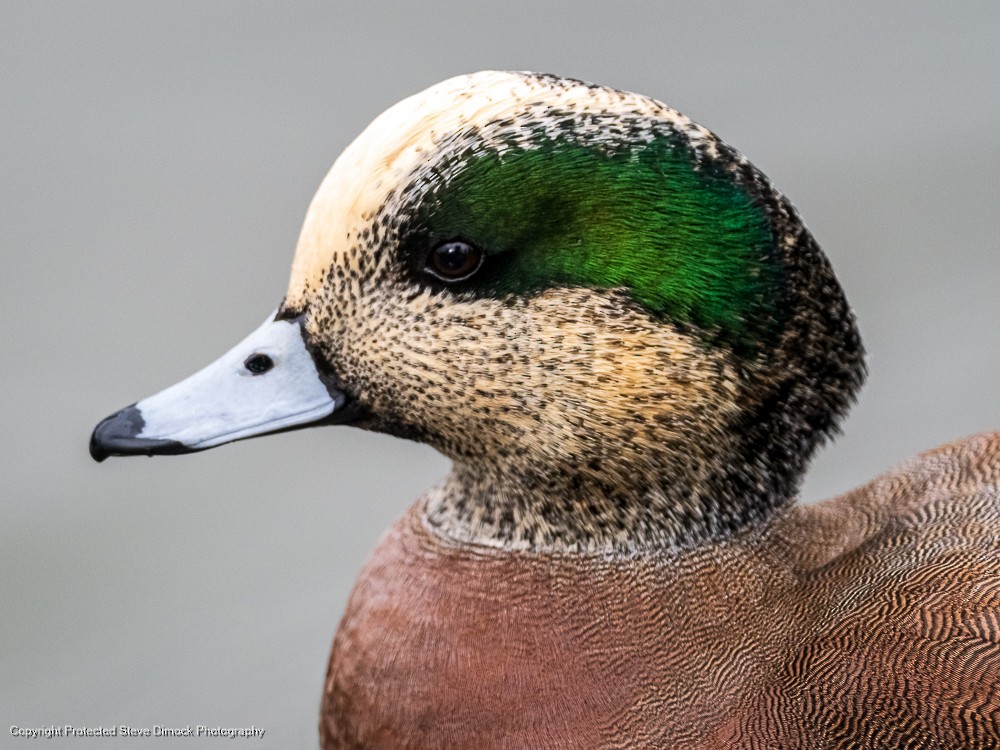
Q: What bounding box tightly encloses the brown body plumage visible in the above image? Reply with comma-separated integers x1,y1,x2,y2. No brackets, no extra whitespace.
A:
324,434,1000,748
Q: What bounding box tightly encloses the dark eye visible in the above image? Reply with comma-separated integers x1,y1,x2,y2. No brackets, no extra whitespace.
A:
425,240,484,282
244,352,274,375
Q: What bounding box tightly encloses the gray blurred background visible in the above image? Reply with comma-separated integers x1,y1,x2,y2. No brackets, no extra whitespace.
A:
2,2,998,747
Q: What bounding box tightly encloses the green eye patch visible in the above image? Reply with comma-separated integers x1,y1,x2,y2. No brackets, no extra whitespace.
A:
408,131,783,351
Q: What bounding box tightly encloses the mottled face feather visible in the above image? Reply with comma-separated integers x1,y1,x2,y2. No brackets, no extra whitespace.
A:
283,71,866,551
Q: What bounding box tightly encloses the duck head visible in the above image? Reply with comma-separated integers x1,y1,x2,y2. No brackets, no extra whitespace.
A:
91,71,865,551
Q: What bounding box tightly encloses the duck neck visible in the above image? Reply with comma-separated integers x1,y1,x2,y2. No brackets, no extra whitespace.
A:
422,456,797,554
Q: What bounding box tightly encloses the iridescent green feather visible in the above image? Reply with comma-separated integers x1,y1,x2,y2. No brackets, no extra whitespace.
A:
414,134,783,350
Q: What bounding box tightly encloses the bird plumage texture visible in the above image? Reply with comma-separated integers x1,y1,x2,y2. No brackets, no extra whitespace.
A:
325,434,1000,748
90,71,999,748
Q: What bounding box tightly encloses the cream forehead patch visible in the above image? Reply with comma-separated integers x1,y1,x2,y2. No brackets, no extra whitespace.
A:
284,70,715,307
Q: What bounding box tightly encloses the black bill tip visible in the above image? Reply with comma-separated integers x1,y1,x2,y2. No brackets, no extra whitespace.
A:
89,405,190,463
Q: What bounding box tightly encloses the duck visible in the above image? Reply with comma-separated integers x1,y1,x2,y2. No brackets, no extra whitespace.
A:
90,71,1000,749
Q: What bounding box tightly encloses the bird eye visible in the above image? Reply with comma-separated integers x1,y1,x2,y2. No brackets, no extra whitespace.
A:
425,241,484,282
244,352,274,375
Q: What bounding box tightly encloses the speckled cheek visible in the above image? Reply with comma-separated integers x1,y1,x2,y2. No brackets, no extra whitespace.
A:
518,290,740,427
331,284,744,464
373,295,527,435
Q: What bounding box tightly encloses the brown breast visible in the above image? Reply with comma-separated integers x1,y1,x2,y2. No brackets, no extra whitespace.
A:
321,434,1000,749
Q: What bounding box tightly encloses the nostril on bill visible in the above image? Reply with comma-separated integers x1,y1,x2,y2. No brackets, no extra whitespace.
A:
244,353,274,375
